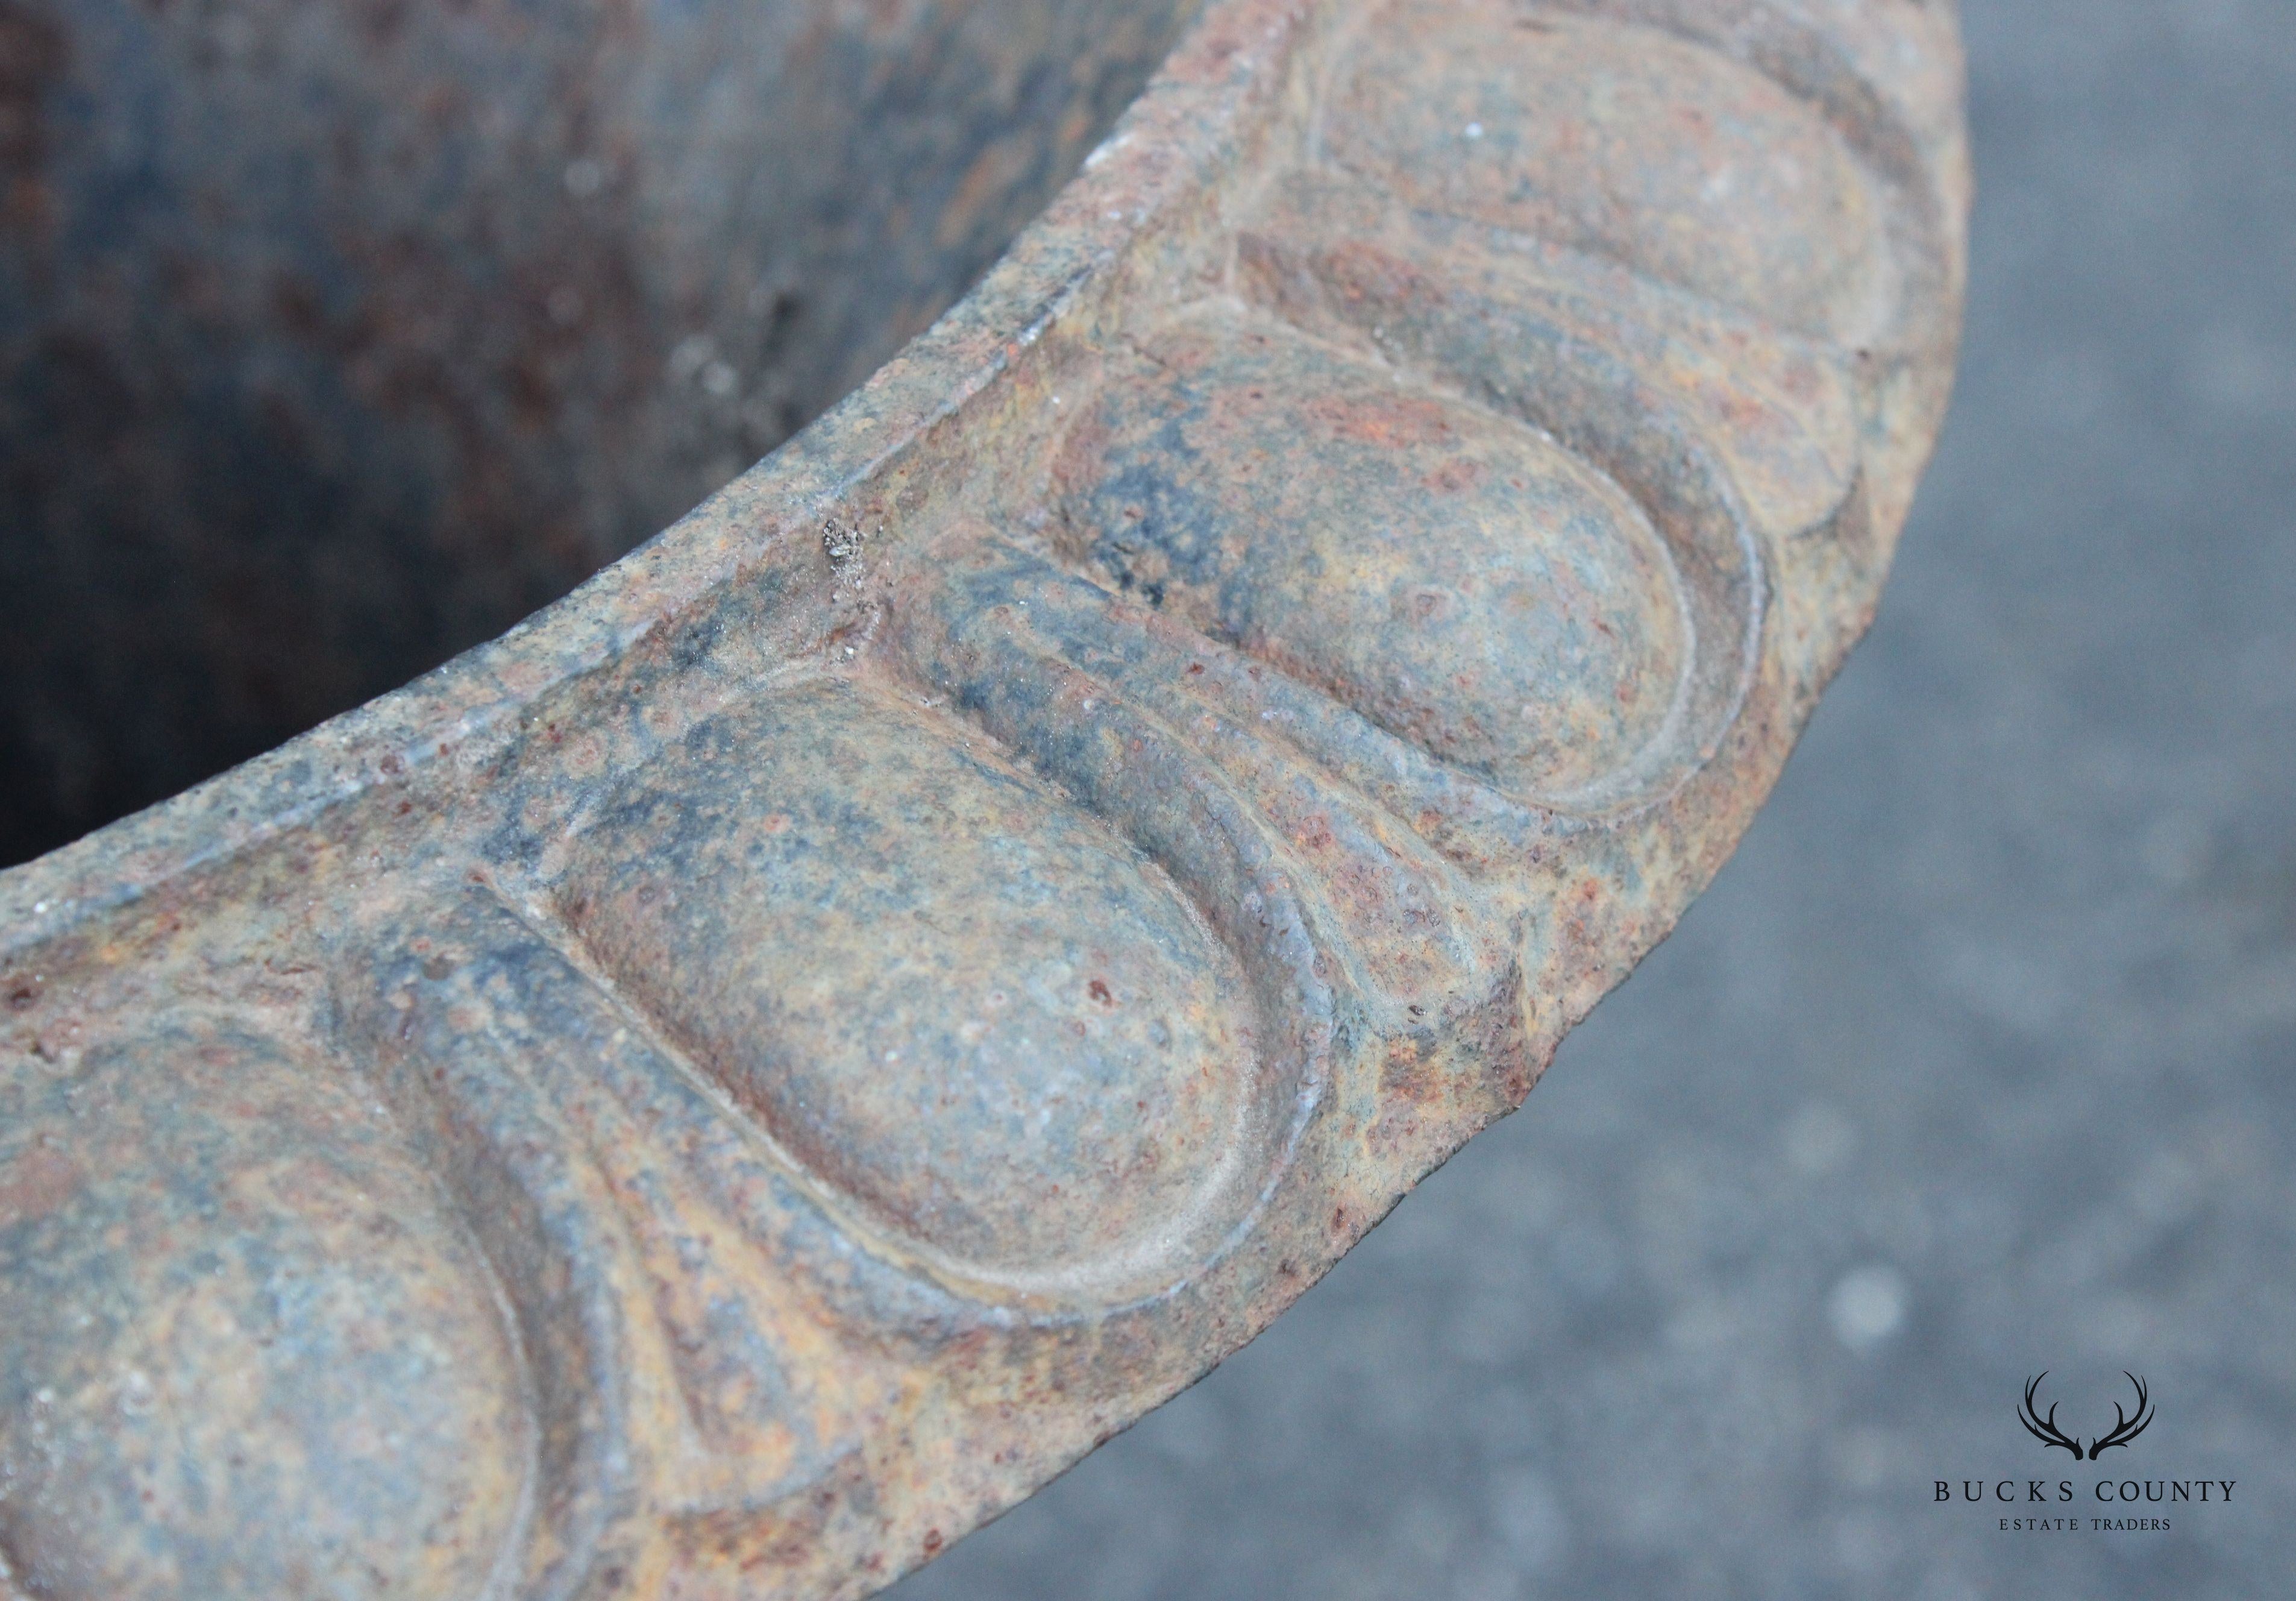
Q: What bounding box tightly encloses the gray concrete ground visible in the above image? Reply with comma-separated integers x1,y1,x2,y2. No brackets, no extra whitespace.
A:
891,1,2296,1596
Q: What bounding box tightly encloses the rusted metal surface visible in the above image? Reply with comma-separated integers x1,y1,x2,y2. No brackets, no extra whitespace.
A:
0,0,1199,863
0,0,1967,1595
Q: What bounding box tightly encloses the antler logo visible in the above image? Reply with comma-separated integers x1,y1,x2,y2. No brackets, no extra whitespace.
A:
2019,1372,2154,1461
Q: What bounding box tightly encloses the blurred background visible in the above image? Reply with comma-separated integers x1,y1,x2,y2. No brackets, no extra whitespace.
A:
891,1,2296,1596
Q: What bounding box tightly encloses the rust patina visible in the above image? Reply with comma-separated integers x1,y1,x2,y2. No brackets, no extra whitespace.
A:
0,0,1968,1594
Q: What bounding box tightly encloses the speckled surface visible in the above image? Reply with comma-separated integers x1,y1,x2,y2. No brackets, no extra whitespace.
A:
0,0,1966,1594
0,0,1199,864
888,4,2296,1596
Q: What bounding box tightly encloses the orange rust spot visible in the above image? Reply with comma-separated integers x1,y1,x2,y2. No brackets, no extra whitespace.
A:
1379,1037,1439,1107
1322,238,1428,303
1303,389,1457,449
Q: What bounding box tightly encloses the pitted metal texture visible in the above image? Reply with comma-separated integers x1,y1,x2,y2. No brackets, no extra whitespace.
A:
0,0,1967,1595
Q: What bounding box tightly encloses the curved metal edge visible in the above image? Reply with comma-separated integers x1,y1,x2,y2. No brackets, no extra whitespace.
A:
0,0,1300,951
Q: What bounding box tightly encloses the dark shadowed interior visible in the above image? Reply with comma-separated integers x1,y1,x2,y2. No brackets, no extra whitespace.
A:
0,0,1196,865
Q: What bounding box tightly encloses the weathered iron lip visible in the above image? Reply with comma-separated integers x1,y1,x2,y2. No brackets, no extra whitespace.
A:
0,0,1306,959
0,3,1970,1591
